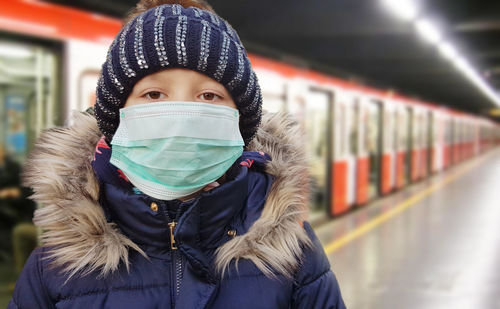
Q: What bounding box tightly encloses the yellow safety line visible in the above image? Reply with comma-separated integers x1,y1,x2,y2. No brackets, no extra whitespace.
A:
323,152,493,255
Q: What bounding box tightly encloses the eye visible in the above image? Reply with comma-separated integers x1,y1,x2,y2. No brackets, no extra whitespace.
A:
143,91,166,100
199,92,222,102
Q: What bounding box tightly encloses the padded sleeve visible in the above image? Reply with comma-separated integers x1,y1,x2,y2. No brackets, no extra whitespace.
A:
291,269,345,309
291,222,346,309
8,247,55,309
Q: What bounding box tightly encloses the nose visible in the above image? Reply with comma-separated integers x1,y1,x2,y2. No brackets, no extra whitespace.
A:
167,85,193,102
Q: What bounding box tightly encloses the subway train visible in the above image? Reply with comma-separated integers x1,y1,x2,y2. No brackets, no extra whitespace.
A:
1,0,499,222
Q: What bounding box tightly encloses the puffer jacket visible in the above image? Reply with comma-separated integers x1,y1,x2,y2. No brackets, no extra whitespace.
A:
9,112,346,309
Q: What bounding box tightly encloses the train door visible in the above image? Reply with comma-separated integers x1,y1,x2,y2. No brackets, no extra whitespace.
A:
0,38,62,163
366,100,382,200
466,122,470,158
0,36,62,285
407,107,415,183
473,122,480,156
331,89,352,216
462,121,466,159
307,88,333,220
395,107,409,189
458,118,464,162
452,118,459,164
462,121,467,159
419,112,428,179
346,95,359,207
427,111,434,174
445,117,453,168
289,86,333,222
380,102,394,195
355,100,369,205
433,112,444,172
466,121,472,159
413,111,423,180
392,107,398,189
455,119,461,163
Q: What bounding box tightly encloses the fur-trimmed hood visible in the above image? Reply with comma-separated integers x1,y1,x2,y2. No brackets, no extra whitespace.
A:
23,111,311,280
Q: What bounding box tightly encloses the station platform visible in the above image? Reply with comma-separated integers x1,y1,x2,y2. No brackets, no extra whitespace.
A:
316,149,500,309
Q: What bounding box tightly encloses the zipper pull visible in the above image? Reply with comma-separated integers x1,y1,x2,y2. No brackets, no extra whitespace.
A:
168,221,178,250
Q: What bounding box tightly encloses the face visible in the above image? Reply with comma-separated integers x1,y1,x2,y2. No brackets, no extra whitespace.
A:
124,68,237,109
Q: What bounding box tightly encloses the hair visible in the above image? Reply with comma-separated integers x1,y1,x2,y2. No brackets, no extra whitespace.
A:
124,0,215,23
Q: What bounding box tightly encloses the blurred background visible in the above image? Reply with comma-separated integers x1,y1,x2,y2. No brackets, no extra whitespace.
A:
0,0,499,308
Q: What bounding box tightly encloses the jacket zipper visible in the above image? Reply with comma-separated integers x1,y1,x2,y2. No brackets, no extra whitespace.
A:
168,222,178,250
163,201,184,308
168,221,183,298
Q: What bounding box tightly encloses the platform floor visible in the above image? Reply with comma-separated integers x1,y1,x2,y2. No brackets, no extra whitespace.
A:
316,149,500,309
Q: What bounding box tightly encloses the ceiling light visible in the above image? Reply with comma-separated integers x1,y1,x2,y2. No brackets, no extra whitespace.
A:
438,41,458,60
453,57,471,75
452,57,500,105
381,0,418,21
381,1,500,107
415,19,442,44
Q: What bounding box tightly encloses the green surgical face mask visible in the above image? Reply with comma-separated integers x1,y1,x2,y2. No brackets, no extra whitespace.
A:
110,101,244,200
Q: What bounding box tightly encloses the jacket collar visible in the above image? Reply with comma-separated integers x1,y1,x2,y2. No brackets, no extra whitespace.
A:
23,111,311,280
99,151,273,281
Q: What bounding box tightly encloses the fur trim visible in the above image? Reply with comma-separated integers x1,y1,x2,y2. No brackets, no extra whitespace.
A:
23,113,146,280
215,112,311,279
23,111,310,280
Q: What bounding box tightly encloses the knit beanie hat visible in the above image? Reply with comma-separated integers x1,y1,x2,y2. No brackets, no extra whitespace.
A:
95,2,262,145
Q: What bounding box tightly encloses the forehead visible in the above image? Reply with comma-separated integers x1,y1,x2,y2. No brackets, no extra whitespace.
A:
137,68,221,85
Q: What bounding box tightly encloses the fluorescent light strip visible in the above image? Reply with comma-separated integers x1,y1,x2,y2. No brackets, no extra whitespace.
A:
415,19,442,44
381,0,500,107
443,43,500,106
381,0,418,21
438,41,458,60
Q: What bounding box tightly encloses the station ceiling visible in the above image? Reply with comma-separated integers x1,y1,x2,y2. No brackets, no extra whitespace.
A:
45,0,500,119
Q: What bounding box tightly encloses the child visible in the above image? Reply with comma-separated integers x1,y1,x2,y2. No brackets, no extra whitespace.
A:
9,1,345,308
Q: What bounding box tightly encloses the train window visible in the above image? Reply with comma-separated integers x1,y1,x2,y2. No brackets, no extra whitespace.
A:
398,109,408,150
363,108,370,154
298,89,333,220
384,109,392,152
393,110,398,152
463,122,467,143
428,112,434,148
367,100,382,199
458,121,463,144
464,123,467,143
454,119,460,144
427,112,434,173
448,119,452,145
414,113,418,148
339,103,346,157
0,39,60,163
411,111,418,149
470,123,473,142
78,70,99,110
469,123,473,142
419,114,426,149
349,100,359,155
262,92,286,113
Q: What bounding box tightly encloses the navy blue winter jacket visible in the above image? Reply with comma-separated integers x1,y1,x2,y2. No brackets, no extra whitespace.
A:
9,112,345,308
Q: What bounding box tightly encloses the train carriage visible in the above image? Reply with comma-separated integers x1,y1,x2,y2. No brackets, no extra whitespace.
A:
1,0,499,224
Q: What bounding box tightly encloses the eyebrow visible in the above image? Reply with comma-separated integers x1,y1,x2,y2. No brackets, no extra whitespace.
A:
198,79,228,92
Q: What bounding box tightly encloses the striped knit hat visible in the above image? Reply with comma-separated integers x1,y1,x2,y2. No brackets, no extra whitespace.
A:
95,3,262,145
